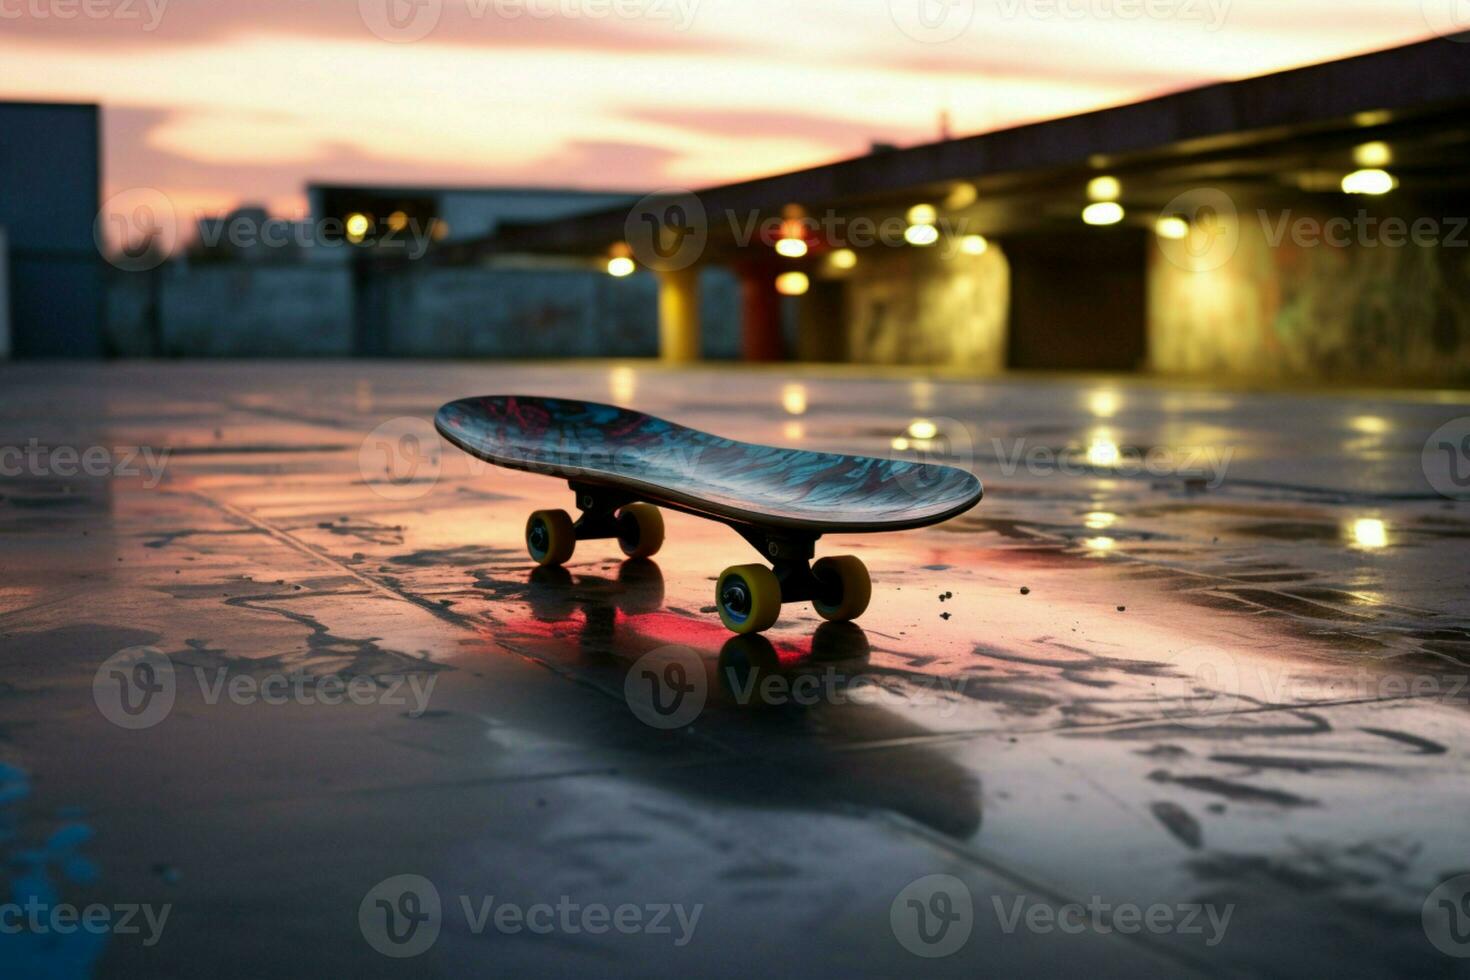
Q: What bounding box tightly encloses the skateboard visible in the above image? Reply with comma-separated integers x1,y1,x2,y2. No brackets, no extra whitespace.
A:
434,395,983,634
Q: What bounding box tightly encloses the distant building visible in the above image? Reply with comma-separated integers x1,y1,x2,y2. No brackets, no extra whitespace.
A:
0,102,103,357
191,207,314,264
106,182,747,358
307,183,637,254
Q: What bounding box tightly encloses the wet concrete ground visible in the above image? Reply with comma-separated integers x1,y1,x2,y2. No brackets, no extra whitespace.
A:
2,361,1469,978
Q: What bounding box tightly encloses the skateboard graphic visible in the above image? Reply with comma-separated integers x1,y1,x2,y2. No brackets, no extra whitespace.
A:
435,395,983,634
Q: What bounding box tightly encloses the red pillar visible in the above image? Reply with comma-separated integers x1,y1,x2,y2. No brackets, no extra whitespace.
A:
738,262,785,362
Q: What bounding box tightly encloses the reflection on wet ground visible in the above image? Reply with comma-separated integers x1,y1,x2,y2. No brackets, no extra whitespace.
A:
1,361,1469,977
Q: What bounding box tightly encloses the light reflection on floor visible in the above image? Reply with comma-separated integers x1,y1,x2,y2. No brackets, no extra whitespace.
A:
1,361,1468,977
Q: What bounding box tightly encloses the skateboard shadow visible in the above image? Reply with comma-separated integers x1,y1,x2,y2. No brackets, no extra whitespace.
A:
506,561,982,839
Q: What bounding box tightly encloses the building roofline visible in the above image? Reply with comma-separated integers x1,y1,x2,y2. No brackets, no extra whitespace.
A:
0,100,100,112
493,33,1470,255
306,181,640,198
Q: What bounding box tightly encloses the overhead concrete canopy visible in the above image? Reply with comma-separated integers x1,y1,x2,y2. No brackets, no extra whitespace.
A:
483,36,1470,265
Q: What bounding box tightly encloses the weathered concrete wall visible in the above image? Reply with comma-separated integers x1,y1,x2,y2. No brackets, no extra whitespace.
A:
106,265,352,356
161,266,354,356
104,261,739,359
1149,202,1470,385
380,266,655,357
842,244,1009,369
377,264,737,358
0,227,9,358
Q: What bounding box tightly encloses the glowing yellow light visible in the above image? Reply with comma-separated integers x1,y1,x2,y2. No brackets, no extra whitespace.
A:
1086,437,1121,467
1087,390,1120,418
775,237,808,258
1350,518,1388,549
1084,511,1116,530
1353,141,1392,168
387,210,408,232
945,183,977,209
1087,176,1121,202
904,223,940,246
907,419,938,440
1155,216,1189,240
609,366,635,404
783,421,805,440
890,436,911,451
607,256,636,277
344,212,371,242
960,234,989,255
1350,415,1389,435
775,271,809,296
906,203,937,226
1083,536,1116,554
1083,202,1125,226
829,248,857,270
1342,169,1396,195
781,383,807,416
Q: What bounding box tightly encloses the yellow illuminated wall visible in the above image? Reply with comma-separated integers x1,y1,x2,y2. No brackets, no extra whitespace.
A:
843,241,1010,369
1148,204,1470,385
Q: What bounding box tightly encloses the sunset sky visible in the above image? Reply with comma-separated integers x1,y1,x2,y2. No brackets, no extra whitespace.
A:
0,0,1444,219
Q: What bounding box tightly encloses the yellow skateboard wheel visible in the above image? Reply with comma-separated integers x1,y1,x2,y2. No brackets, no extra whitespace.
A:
811,555,871,622
526,509,576,566
716,564,782,634
616,503,665,559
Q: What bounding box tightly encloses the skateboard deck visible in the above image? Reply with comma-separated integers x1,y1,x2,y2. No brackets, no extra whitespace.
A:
435,394,982,634
434,395,982,533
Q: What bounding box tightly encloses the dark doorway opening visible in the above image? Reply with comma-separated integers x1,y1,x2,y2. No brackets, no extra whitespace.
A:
1005,228,1147,371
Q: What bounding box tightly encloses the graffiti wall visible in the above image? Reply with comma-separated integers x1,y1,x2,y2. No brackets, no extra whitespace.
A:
1149,202,1470,386
844,242,1010,370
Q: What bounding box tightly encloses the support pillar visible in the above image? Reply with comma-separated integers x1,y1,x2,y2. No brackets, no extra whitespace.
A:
737,262,784,362
657,266,701,363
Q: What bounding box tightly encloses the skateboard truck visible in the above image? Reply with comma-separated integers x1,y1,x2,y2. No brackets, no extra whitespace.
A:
519,481,871,635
